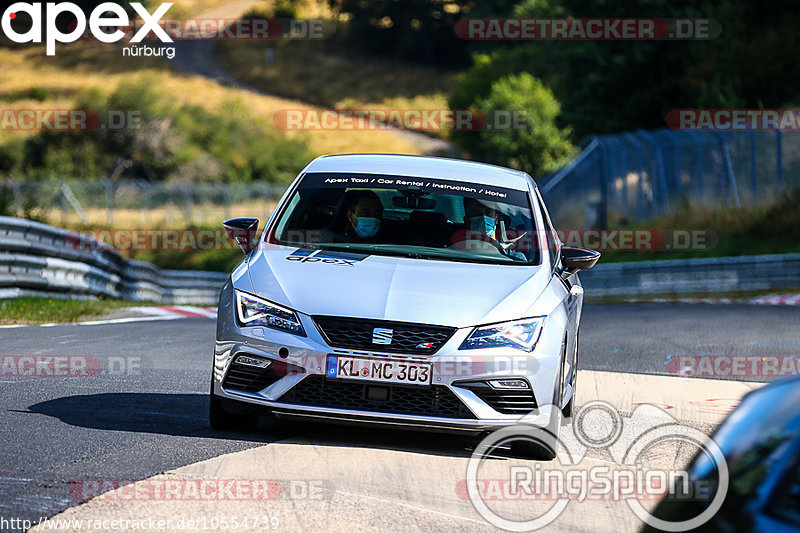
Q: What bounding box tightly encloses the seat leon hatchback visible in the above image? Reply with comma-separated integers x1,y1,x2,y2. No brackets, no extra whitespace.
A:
210,154,599,458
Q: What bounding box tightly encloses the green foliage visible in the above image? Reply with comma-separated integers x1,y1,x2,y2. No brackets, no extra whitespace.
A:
450,0,800,140
328,0,473,65
4,78,311,182
467,73,574,173
271,0,299,18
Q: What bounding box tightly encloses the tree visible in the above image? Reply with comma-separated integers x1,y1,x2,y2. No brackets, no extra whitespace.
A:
470,73,574,174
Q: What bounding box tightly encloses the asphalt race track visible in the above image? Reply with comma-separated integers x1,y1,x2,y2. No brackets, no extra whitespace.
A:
1,303,798,531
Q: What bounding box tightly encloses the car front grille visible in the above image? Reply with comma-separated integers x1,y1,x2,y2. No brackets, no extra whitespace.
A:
456,381,538,415
223,357,303,393
312,316,456,355
277,376,475,419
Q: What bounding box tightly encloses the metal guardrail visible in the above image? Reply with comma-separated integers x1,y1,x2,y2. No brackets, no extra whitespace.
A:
580,253,800,297
2,216,798,304
0,216,227,305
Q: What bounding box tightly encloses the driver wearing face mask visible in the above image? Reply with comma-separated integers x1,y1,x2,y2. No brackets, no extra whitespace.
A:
343,190,384,241
457,197,527,260
464,197,499,240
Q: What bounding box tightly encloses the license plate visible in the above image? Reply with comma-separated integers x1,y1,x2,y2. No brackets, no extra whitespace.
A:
326,355,432,386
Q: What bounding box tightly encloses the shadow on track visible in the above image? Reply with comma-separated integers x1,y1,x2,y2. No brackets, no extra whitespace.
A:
26,392,479,457
24,393,280,442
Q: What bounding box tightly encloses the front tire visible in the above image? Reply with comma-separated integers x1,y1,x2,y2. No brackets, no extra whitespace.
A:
510,432,558,460
209,382,260,430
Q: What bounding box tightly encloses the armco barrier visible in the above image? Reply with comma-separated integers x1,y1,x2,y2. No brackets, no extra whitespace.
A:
0,216,228,305
2,216,798,304
580,253,800,297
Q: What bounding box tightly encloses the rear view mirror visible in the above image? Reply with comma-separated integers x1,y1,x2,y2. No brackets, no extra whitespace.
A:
392,196,436,209
223,217,259,254
560,246,600,279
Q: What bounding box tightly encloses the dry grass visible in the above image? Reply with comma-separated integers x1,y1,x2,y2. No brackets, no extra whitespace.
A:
0,40,422,156
213,38,457,137
34,199,279,229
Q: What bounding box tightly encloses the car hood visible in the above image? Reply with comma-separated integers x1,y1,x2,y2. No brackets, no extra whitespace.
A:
243,245,551,328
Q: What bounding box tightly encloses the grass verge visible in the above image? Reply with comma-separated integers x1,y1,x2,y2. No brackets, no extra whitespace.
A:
0,297,149,325
584,288,800,305
599,188,800,263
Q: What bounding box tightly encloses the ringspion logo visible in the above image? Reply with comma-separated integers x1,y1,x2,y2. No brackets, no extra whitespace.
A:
1,2,174,55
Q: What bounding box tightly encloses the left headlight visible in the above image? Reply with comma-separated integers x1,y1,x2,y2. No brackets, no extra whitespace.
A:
459,317,545,351
235,290,306,336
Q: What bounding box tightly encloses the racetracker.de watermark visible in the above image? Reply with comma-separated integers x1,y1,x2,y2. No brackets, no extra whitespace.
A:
0,110,141,131
66,228,715,253
68,17,331,41
69,478,329,502
666,109,800,131
455,18,721,40
273,109,527,131
666,354,800,379
1,356,144,377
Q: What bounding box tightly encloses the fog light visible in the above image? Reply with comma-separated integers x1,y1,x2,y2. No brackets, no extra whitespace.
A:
488,379,529,389
236,355,272,368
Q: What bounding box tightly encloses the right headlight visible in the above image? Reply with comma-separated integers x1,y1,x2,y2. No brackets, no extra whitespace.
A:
459,317,545,351
235,290,306,336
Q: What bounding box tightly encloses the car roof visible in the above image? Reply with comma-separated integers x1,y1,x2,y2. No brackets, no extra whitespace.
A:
303,154,532,191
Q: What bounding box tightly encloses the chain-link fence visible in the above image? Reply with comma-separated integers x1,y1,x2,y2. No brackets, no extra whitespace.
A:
538,129,800,229
0,179,289,228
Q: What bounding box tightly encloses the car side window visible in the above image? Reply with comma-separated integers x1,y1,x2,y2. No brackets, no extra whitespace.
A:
535,190,558,269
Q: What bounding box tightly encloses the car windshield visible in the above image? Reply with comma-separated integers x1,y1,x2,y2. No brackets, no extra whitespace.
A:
270,172,541,265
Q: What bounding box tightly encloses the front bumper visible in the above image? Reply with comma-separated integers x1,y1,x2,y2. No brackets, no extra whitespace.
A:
213,285,566,433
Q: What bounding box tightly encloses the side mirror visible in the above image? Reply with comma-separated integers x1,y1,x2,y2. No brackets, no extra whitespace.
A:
223,217,259,254
560,246,600,279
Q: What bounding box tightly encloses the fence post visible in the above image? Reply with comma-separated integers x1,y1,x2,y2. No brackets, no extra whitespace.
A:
10,178,22,216
664,130,682,199
105,178,114,226
747,131,756,200
623,133,646,221
60,180,68,226
223,183,231,220
182,183,193,223
715,132,741,208
776,130,783,191
637,130,670,214
144,183,152,224
597,137,609,229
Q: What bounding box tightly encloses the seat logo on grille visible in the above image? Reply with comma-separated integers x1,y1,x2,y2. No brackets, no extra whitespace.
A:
372,328,393,345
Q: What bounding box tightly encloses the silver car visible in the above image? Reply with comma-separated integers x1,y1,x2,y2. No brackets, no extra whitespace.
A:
210,154,599,458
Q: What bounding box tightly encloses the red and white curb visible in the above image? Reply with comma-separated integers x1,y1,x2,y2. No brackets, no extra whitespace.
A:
749,293,800,306
627,293,800,306
128,306,218,319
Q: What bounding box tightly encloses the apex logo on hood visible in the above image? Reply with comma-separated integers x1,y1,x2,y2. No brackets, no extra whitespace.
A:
285,248,368,267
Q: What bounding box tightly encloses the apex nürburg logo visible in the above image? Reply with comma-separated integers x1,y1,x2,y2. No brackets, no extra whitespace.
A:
1,2,174,55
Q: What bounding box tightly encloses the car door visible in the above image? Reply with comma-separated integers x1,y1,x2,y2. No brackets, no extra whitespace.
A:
534,185,579,409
